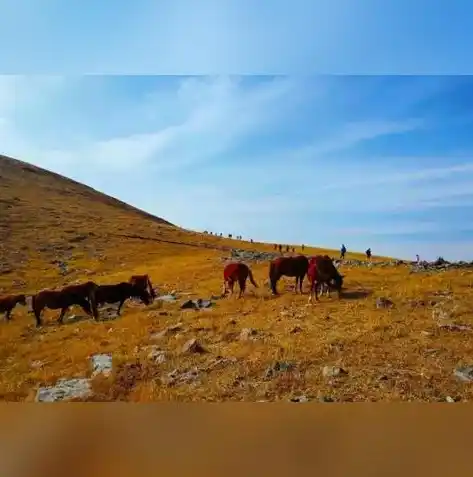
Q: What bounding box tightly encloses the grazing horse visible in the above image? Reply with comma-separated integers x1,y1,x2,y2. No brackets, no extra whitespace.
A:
129,274,156,300
0,294,27,321
32,281,99,327
222,262,258,298
95,282,152,316
269,255,309,295
307,255,344,304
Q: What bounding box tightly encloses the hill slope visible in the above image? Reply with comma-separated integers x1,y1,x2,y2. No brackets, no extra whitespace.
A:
1,155,473,403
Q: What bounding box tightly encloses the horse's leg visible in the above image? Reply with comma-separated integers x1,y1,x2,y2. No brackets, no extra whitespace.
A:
238,278,246,299
34,307,43,327
116,299,126,316
5,309,12,321
308,280,314,304
299,275,304,294
57,307,69,324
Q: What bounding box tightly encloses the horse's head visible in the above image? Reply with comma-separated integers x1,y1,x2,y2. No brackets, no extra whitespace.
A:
17,294,27,306
133,286,152,306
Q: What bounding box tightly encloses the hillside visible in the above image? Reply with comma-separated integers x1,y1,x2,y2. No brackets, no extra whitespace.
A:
1,156,473,403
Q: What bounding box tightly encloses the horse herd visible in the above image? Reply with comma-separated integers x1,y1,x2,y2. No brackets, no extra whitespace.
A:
0,254,344,328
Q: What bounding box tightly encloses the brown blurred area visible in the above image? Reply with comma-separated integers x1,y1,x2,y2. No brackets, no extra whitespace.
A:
0,404,471,477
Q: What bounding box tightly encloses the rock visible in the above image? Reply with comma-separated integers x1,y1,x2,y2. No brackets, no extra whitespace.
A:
181,299,214,310
90,353,113,377
30,360,45,369
290,395,310,403
181,338,206,354
165,368,201,386
454,366,473,382
446,396,456,403
322,365,348,378
438,322,472,332
35,378,92,402
151,323,183,340
156,294,177,303
290,325,303,334
376,297,394,309
239,328,258,341
264,361,295,379
145,346,167,364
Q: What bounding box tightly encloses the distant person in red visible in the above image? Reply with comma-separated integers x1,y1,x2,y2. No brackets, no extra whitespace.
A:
340,244,347,260
365,248,372,261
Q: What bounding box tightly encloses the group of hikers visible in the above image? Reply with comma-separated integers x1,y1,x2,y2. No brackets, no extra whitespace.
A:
340,244,371,261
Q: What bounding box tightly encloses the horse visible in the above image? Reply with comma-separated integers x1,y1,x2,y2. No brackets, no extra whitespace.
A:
31,281,99,327
95,282,152,317
307,255,344,304
129,274,157,300
222,262,258,298
269,255,309,295
0,294,27,321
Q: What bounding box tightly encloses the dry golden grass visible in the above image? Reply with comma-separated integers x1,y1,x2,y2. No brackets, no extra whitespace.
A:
2,154,473,402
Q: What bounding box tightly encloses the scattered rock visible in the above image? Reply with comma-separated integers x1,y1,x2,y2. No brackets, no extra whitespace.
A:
264,361,295,379
181,298,214,310
239,328,258,341
144,346,167,364
454,366,473,382
90,353,113,377
376,297,394,309
181,338,207,354
165,368,201,386
318,395,335,402
438,322,472,332
151,323,183,340
290,325,303,334
156,294,177,303
30,360,45,369
322,365,348,378
290,395,309,403
446,396,456,403
35,378,92,402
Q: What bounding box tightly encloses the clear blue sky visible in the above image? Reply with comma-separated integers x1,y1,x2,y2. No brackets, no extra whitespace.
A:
2,75,473,261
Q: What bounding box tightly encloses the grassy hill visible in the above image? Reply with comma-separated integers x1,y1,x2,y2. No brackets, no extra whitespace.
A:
1,154,473,403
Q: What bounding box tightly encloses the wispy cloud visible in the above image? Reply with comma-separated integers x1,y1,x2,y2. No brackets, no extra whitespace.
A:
1,75,473,260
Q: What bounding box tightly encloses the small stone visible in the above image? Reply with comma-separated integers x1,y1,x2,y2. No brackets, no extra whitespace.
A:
90,353,113,377
35,378,92,402
446,396,456,403
322,365,348,378
290,395,309,403
454,366,473,382
318,395,335,402
376,297,394,309
290,325,303,334
240,328,258,341
181,338,206,354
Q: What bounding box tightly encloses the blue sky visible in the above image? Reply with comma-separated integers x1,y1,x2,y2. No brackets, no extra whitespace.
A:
1,0,473,74
2,75,473,261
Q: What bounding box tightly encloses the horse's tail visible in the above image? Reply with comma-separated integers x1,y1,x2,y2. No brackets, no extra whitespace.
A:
248,268,258,288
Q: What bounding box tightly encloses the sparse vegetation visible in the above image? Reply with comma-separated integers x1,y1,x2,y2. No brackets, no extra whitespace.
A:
2,154,473,402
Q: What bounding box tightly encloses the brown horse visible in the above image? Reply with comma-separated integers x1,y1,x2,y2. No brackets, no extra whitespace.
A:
222,262,258,298
269,255,309,295
95,282,152,316
0,294,27,321
129,274,156,300
307,255,344,304
32,281,99,327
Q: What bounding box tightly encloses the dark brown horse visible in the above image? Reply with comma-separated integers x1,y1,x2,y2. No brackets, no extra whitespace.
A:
0,294,27,321
222,262,258,298
269,255,309,295
31,281,99,327
307,255,344,304
129,274,156,300
95,282,152,316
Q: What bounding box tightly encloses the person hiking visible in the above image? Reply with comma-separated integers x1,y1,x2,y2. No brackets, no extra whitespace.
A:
366,248,372,261
340,244,347,260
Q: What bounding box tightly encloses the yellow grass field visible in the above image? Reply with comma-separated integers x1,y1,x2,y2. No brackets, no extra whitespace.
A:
2,154,473,402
